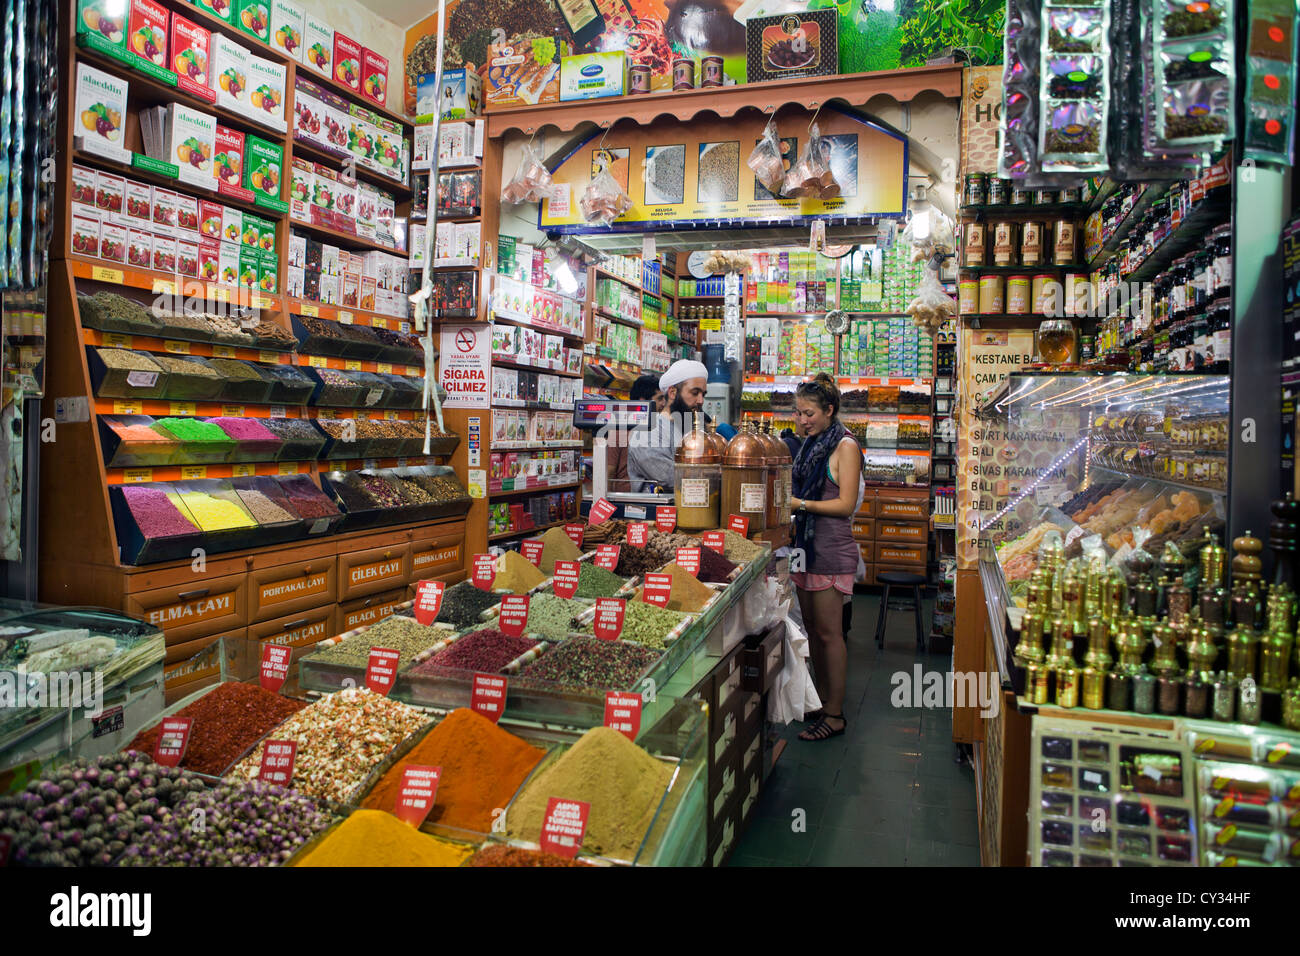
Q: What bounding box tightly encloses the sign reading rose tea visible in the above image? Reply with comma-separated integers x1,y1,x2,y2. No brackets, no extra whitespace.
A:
394,765,441,826
553,560,580,598
259,643,291,692
257,740,296,786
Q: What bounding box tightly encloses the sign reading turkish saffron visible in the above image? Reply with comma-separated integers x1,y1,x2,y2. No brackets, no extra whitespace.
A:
540,797,590,858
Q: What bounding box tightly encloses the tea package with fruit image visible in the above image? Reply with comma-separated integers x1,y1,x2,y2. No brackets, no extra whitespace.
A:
170,15,214,100
244,135,286,211
167,103,217,188
74,62,128,156
76,0,128,57
126,0,169,72
248,55,287,129
333,32,362,92
236,0,271,43
197,0,235,25
361,49,387,107
212,33,249,113
271,0,304,61
213,125,249,196
303,14,332,76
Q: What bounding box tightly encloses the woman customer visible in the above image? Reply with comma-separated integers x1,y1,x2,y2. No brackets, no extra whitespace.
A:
789,373,863,741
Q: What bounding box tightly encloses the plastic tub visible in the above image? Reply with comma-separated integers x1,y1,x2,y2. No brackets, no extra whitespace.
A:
206,358,276,404
151,417,237,465
307,367,368,407
87,347,170,400
153,355,226,401
98,415,182,468
110,482,207,565
261,417,327,461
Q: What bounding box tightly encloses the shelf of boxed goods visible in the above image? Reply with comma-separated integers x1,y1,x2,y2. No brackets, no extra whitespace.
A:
290,219,404,257
488,482,583,500
487,519,572,543
284,296,417,331
68,256,283,308
288,136,412,199
489,309,585,344
492,357,583,380
592,305,645,329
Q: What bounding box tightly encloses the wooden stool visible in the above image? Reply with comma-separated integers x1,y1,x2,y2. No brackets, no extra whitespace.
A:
875,571,927,653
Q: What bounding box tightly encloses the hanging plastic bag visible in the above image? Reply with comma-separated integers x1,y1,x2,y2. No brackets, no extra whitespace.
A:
579,167,632,226
905,266,957,334
747,117,786,195
500,141,553,204
768,597,823,725
782,123,838,199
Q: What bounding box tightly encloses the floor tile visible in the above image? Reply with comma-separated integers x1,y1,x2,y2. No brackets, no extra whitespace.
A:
910,804,980,846
733,816,819,866
810,828,907,866
819,794,914,835
752,783,830,827
906,838,982,867
833,765,918,800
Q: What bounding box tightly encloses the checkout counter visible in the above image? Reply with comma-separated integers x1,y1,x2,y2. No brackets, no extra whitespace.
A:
577,397,677,522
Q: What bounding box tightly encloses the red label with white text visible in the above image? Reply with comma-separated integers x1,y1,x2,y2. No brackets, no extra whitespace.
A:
655,507,677,533
676,547,701,576
366,647,401,695
414,580,445,625
595,545,620,570
540,797,590,858
627,522,649,547
257,740,297,786
564,523,585,547
472,673,507,722
728,514,750,537
499,594,530,637
593,598,626,640
553,560,580,599
259,643,291,692
520,538,545,566
394,765,441,827
702,531,726,554
643,573,672,608
472,553,497,590
604,692,643,740
589,497,616,525
153,717,193,767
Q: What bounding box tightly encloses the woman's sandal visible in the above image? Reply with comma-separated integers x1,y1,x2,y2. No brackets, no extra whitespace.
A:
803,708,825,723
798,713,847,741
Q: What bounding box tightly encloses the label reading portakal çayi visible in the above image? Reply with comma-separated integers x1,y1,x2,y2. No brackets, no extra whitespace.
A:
680,478,710,507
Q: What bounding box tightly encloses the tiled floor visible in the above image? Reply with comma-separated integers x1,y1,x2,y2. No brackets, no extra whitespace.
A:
727,591,981,867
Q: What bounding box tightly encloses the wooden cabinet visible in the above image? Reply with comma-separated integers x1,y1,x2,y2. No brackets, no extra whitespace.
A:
876,495,929,522
248,553,337,624
851,517,875,539
338,587,410,633
410,526,467,583
337,532,412,602
876,520,927,544
125,571,247,650
856,488,931,582
247,603,337,649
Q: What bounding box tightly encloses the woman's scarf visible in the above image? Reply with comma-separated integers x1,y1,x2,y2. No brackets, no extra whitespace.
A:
791,420,847,568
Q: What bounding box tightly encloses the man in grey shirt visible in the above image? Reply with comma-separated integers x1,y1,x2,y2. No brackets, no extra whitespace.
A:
628,359,709,492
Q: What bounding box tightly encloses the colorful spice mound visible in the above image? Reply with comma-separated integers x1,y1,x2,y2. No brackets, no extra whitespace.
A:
721,529,766,565
152,417,233,443
613,529,700,577
465,844,591,867
578,599,687,649
0,753,208,866
205,417,279,442
120,484,200,537
107,419,169,443
279,475,340,519
537,525,583,575
636,562,715,613
574,562,627,599
127,682,306,775
119,780,332,866
234,488,296,524
506,726,674,861
494,548,547,593
520,637,660,690
229,688,429,804
309,615,444,669
293,809,473,867
516,593,586,641
410,628,540,675
436,580,501,628
361,708,544,832
696,544,738,583
176,487,257,531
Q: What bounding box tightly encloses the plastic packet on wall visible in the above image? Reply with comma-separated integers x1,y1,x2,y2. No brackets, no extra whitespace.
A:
1161,0,1228,39
8,0,28,288
1160,76,1232,144
1046,55,1105,98
1242,0,1298,167
1152,0,1234,151
998,0,1039,179
500,141,554,204
1038,2,1109,174
747,118,786,195
782,123,838,199
579,167,632,226
1047,6,1106,52
905,268,957,334
1042,100,1107,169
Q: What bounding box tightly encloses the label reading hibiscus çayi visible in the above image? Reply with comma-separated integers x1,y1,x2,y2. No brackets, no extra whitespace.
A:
212,33,249,112
170,15,213,101
333,32,362,92
270,0,304,61
169,103,216,189
361,48,388,107
302,14,331,76
74,62,128,151
247,55,287,130
126,0,168,71
236,0,271,44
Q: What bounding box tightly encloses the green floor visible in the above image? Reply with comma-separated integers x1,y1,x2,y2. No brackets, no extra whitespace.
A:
727,592,980,867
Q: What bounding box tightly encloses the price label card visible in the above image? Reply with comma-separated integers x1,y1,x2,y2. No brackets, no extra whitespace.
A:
655,507,677,533
414,580,445,625
471,673,507,722
594,545,620,571
499,594,530,637
627,522,649,548
260,644,291,692
727,514,750,537
123,468,154,483
676,547,701,576
564,523,585,547
376,362,393,374
338,310,354,325
277,462,299,475
231,463,256,477
553,560,580,599
259,351,282,364
153,717,193,767
308,354,328,367
221,405,245,417
540,797,590,859
365,647,401,696
588,497,616,525
345,359,362,371
113,400,142,414
91,266,124,283
702,531,726,554
300,303,319,317
472,553,497,590
520,538,545,566
103,332,134,347
643,573,672,608
212,345,236,358
593,598,625,640
164,340,191,354
604,692,643,740
179,465,207,479
257,740,297,786
372,318,389,330
169,401,197,416
394,765,441,827
152,278,177,295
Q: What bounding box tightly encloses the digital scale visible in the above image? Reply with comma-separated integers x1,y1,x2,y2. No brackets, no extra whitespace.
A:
572,398,652,432
573,398,674,515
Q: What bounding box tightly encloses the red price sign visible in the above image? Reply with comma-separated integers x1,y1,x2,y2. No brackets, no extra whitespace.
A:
553,560,580,599
655,507,677,533
499,594,530,637
257,740,297,786
153,717,193,767
366,647,401,696
540,797,590,858
520,538,545,566
472,673,508,722
472,553,497,590
593,598,626,640
604,692,643,740
728,514,751,537
394,765,441,827
589,497,617,525
564,523,585,547
676,547,701,576
642,572,672,608
627,522,649,548
259,644,291,692
595,544,620,570
414,580,445,625
702,530,726,554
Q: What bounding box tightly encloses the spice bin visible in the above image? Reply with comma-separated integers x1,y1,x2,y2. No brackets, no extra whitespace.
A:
98,415,183,468
306,367,369,406
207,359,276,404
153,355,227,402
262,418,328,460
258,364,318,404
206,418,285,462
87,347,171,400
675,412,722,530
150,417,237,465
109,482,207,565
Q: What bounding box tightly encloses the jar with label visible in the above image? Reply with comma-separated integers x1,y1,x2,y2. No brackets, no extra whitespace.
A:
1168,257,1189,322
958,279,980,314
1189,249,1211,312
962,222,986,267
1207,299,1231,372
1190,309,1209,369
992,221,1017,266
1209,224,1231,297
1006,275,1031,314
1058,186,1080,203
629,64,652,94
675,412,722,529
1010,185,1031,205
987,177,1008,205
979,275,1005,314
964,173,987,207
1020,221,1045,266
1033,188,1056,205
1033,274,1061,315
722,422,768,533
1037,318,1076,364
701,55,723,87
1052,220,1076,264
672,57,695,90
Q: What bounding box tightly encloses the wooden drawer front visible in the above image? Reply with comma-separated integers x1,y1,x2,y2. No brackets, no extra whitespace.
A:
410,530,465,582
856,496,875,518
249,557,337,624
876,520,926,544
851,518,875,540
877,498,928,521
875,542,927,566
338,587,408,633
247,603,336,649
163,630,245,695
126,572,247,647
339,543,411,602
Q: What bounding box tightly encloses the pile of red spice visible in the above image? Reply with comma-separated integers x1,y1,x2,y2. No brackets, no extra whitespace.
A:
410,628,540,675
464,844,591,867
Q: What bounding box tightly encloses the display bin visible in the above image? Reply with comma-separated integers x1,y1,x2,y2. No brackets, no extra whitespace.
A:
150,417,237,465
86,346,170,400
229,478,308,545
209,359,276,404
363,427,406,460
155,355,227,402
424,432,462,457
371,327,425,366
77,292,164,336
316,422,376,460
395,427,427,459
275,475,347,535
334,322,386,360
206,418,284,462
152,310,218,343
321,471,414,531
262,418,327,461
351,371,394,408
305,366,368,407
169,478,272,552
377,373,423,409
257,364,318,405
110,482,209,565
398,466,473,520
290,313,353,358
98,415,183,467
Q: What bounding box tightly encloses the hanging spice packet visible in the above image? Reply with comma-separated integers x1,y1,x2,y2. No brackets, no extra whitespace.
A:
1047,7,1105,53
0,0,14,284
501,141,554,204
1042,99,1107,169
1151,0,1235,150
1242,0,1297,167
781,122,838,199
1160,74,1232,144
1161,0,1228,39
1046,56,1104,98
1038,2,1109,173
579,167,632,226
998,0,1039,180
747,117,785,195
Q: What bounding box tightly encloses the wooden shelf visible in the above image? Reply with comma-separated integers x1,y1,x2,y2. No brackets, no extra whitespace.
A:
295,353,423,376
961,202,1087,219
488,519,571,542
594,266,654,295
489,309,585,343
489,480,581,498
82,328,294,363
317,456,443,472
306,407,424,420
290,216,406,256
592,305,644,329
72,148,273,222
491,400,576,412
292,67,414,130
166,0,294,69
958,264,1088,274
70,255,281,308
284,296,412,330
490,442,584,451
106,460,317,484
492,358,582,379
290,136,411,197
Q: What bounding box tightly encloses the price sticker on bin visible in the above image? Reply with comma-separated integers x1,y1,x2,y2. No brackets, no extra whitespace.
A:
499,595,530,637
604,692,642,740
394,765,441,827
257,740,297,786
593,598,626,641
414,580,445,625
366,647,401,696
553,560,580,599
259,644,291,693
595,545,620,571
540,797,590,858
153,717,193,767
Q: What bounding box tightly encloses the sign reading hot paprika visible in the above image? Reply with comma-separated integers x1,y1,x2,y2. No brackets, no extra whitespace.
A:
394,765,441,827
498,594,530,637
153,717,193,767
642,572,672,608
676,547,701,576
595,545,620,570
593,598,626,640
552,560,580,599
471,673,507,722
472,553,497,590
540,797,590,858
366,647,401,695
414,580,445,625
655,507,677,533
259,643,291,692
520,538,545,566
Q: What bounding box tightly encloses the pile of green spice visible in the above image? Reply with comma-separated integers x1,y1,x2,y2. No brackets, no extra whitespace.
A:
519,636,660,690
309,615,445,669
152,417,234,444
573,562,627,600
577,600,688,649
515,593,585,642
721,529,766,565
436,580,502,629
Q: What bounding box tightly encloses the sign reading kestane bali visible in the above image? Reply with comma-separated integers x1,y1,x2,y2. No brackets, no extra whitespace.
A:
439,323,490,408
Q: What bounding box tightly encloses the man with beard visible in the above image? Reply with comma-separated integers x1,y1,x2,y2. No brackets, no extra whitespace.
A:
627,358,708,492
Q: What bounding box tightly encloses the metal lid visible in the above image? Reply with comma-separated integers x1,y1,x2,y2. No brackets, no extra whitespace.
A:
704,421,729,456
676,413,720,464
755,421,785,464
723,422,769,467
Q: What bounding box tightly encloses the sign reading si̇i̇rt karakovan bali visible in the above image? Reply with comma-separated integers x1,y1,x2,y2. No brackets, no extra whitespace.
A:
539,104,906,234
439,322,490,408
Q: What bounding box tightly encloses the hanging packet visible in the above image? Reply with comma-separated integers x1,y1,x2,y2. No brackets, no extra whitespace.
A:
781,122,837,199
0,0,14,284
1151,0,1234,150
8,0,27,288
747,117,785,195
1242,0,1297,167
1038,2,1110,173
500,140,553,204
579,166,631,226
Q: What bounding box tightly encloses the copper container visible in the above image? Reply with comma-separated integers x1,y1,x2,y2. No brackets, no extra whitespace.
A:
722,422,769,533
754,421,786,531
764,420,793,531
675,412,722,531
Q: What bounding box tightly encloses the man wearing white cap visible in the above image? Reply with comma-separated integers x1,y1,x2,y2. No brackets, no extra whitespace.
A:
627,359,709,492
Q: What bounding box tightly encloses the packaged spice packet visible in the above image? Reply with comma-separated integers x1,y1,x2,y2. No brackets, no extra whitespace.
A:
1047,6,1105,53
1046,55,1105,98
1041,100,1107,170
1160,77,1232,143
747,117,786,195
1152,0,1235,149
1162,0,1228,40
998,0,1040,179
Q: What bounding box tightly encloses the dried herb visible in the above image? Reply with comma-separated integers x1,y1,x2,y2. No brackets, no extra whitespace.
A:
574,562,627,599
436,580,503,628
1163,7,1223,38
411,627,539,674
519,636,661,690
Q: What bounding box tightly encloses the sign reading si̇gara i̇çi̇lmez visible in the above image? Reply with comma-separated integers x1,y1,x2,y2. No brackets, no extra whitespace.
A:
439,323,490,408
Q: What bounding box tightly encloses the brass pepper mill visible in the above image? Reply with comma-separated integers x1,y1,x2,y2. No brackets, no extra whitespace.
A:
1282,679,1300,732
1225,625,1260,683
1186,625,1220,681
1132,580,1159,618
1232,531,1264,587
1057,662,1080,708
1150,622,1179,676
1161,541,1188,586
1081,665,1105,709
1260,629,1293,693
1062,569,1083,630
1104,570,1128,623
1014,611,1047,665
1200,529,1227,591
1113,619,1149,672
1267,585,1296,633
1046,617,1076,671
1085,618,1112,671
1026,579,1046,613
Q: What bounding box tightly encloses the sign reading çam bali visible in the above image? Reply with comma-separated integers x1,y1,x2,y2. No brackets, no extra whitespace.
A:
539,104,907,234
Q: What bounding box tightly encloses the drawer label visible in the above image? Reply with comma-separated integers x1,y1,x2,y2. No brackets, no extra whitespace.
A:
880,547,924,562
147,592,235,627
349,559,403,585
881,524,924,539
263,617,331,648
413,544,461,571
260,571,330,605
343,601,400,631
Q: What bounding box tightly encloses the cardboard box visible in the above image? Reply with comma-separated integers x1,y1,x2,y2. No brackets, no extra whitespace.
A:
167,103,217,186
74,62,128,151
219,241,241,285
361,48,388,106
195,0,234,26
302,14,331,76
152,234,177,273
289,158,312,221
243,135,283,202
270,0,304,61
126,0,169,70
170,15,212,92
288,233,305,268
235,0,271,44
239,247,260,289
126,227,152,269
484,40,565,108
198,199,223,241
247,55,286,129
100,222,128,263
124,180,151,224
71,165,98,208
258,250,279,293
198,237,221,280
559,51,625,101
745,10,838,84
221,205,243,245
360,276,377,310
212,125,245,193
150,186,177,229
76,0,128,56
332,32,362,91
239,213,261,249
420,68,480,121
211,33,249,114
174,193,199,234
71,211,101,258
177,239,199,277
285,265,304,297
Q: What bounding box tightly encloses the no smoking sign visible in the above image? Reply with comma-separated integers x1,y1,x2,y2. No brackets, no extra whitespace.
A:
439,323,490,409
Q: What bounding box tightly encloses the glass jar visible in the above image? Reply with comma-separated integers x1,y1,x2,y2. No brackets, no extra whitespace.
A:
722,423,768,533
1037,318,1077,365
1168,257,1188,322
1206,299,1231,372
1209,224,1232,296
674,412,722,530
1189,249,1211,312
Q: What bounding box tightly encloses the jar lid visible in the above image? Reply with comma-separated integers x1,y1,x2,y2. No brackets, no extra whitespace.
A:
676,417,720,463
723,427,768,467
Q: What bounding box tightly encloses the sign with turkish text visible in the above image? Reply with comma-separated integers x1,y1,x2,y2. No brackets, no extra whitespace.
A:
257,740,297,786
539,797,590,859
366,647,401,696
589,497,616,525
498,594,530,637
472,553,497,590
676,547,701,576
593,598,626,641
655,507,677,532
595,545,620,571
520,538,545,566
702,531,726,554
642,573,672,608
259,643,291,692
153,717,193,767
627,522,649,548
439,323,490,408
564,523,585,547
604,692,643,740
471,673,507,722
553,560,580,599
414,580,445,625
727,514,750,537
394,765,442,827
